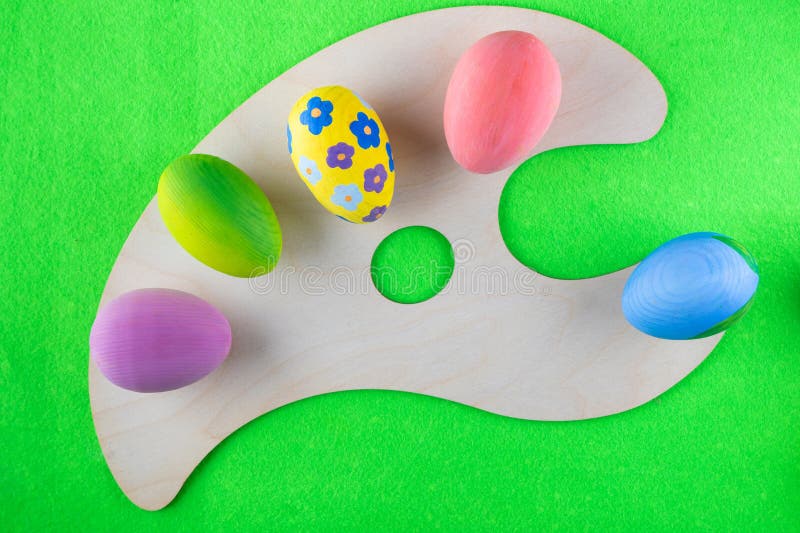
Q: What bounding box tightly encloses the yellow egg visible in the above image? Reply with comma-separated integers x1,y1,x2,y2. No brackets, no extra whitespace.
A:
287,86,395,223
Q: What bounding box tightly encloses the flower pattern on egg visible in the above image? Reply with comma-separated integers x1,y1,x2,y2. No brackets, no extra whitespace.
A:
363,164,388,193
298,156,322,185
288,87,394,224
326,142,355,170
385,142,394,172
362,205,387,222
331,184,363,211
350,112,381,149
300,96,334,135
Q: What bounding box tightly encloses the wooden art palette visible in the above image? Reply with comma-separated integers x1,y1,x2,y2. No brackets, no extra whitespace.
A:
90,6,728,510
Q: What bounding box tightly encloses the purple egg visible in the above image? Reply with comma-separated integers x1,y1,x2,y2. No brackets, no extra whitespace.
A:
90,289,232,393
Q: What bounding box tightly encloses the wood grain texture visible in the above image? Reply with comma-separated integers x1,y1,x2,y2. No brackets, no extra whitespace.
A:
89,6,721,510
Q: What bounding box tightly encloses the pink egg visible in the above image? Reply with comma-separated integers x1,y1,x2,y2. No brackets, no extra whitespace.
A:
444,31,562,174
90,289,232,393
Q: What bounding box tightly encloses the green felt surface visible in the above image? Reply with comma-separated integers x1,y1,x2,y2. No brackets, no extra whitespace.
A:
372,226,455,303
1,0,799,530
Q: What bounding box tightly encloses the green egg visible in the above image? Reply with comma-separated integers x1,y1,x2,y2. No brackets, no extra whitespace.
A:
157,154,282,277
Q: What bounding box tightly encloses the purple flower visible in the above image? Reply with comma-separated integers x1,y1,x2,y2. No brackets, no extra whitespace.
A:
326,142,355,169
363,164,388,193
362,205,387,222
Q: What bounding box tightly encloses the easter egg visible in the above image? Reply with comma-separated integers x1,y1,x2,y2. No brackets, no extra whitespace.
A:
287,86,395,223
90,289,232,393
444,31,562,174
622,232,759,340
158,154,282,277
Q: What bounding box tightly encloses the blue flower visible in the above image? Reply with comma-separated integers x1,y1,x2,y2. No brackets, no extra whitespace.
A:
298,156,322,185
385,142,394,172
349,112,380,149
287,124,292,154
299,96,333,135
331,184,363,211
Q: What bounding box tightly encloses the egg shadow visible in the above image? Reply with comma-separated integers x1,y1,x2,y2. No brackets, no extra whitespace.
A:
370,87,456,192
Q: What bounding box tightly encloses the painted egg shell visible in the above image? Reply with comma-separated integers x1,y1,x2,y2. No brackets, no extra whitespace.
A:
158,154,282,277
622,232,759,340
287,86,395,224
444,31,562,174
89,289,232,393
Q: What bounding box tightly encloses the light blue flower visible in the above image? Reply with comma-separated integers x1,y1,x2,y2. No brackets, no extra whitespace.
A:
349,112,380,149
299,96,334,135
287,124,292,154
298,155,322,185
331,183,363,211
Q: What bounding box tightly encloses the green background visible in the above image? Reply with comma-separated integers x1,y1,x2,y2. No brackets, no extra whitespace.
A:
1,0,798,529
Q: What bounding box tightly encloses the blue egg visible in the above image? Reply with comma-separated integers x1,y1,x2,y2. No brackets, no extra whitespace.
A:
622,232,758,340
